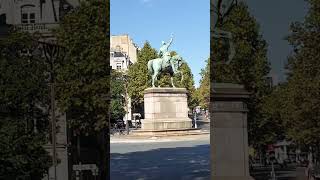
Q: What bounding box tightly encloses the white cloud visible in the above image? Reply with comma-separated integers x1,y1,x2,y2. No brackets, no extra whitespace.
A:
140,0,153,5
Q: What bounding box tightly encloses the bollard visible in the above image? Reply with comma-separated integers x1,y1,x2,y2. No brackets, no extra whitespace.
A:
194,112,197,128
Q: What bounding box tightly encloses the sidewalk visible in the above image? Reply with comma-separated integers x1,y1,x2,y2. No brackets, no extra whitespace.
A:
293,167,308,180
110,133,209,143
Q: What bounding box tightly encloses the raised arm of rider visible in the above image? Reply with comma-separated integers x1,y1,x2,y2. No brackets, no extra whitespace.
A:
167,36,173,47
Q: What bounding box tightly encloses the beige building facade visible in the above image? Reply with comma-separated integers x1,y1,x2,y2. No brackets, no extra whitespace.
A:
0,0,78,36
111,34,138,64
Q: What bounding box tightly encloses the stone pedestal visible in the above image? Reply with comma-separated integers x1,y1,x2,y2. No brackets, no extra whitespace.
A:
141,88,192,130
211,83,254,180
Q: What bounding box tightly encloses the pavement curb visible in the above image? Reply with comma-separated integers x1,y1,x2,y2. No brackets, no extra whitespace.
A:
110,133,209,144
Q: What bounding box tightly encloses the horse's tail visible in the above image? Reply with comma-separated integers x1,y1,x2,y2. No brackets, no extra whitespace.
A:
147,60,153,74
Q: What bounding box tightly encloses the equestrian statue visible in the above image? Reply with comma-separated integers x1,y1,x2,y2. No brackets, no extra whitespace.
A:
147,33,184,88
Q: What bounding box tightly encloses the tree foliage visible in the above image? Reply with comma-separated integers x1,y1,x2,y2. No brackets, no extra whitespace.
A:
0,31,51,179
54,0,109,134
260,84,287,144
279,0,320,150
211,2,272,148
110,70,126,123
198,58,210,109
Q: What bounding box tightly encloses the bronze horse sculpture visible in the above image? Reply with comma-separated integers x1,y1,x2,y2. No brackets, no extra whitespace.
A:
147,54,184,88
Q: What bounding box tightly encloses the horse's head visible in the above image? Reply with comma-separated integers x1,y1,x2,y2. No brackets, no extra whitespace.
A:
172,55,184,69
171,55,185,83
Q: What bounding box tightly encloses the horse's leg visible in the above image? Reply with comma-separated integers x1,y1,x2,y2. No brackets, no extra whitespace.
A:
173,69,183,83
179,71,184,83
156,73,161,88
152,73,156,87
154,65,161,88
171,76,175,88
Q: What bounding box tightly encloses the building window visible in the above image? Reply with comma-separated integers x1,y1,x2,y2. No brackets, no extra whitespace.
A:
29,13,35,23
115,45,121,52
116,63,122,70
21,5,36,24
21,13,28,23
21,13,35,23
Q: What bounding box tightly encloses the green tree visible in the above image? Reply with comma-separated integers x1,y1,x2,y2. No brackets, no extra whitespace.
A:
110,70,126,123
54,0,109,133
280,0,320,156
54,1,110,178
0,31,51,179
198,58,210,109
167,51,198,110
260,84,287,144
127,41,157,113
212,2,272,149
178,62,198,110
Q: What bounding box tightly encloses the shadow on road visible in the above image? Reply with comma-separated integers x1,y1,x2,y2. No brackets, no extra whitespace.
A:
111,144,210,180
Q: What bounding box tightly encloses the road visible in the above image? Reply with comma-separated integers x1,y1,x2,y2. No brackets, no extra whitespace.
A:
111,113,309,180
194,113,210,132
110,112,210,180
110,137,210,180
110,114,211,180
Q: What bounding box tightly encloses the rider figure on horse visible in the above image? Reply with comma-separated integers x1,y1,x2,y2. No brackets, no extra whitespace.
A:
159,33,175,71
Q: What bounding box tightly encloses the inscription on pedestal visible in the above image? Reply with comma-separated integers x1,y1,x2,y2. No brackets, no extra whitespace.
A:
212,101,248,112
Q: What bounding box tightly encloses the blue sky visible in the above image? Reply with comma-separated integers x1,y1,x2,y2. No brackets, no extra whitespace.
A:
110,0,209,88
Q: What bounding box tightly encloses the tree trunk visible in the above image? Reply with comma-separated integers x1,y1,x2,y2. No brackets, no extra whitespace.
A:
98,129,109,180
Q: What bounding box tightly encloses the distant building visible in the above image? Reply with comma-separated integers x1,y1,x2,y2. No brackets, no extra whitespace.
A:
111,34,138,65
110,48,132,71
110,34,138,121
0,0,77,36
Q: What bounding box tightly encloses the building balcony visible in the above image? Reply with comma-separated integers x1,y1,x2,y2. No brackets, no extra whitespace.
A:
13,23,59,34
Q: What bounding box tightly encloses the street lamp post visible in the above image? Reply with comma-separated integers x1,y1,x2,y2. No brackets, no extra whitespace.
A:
39,39,65,180
194,107,200,129
122,74,130,135
126,98,129,135
194,110,197,129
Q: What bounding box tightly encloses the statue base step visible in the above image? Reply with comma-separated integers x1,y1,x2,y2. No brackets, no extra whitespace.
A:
131,128,204,137
141,118,192,130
